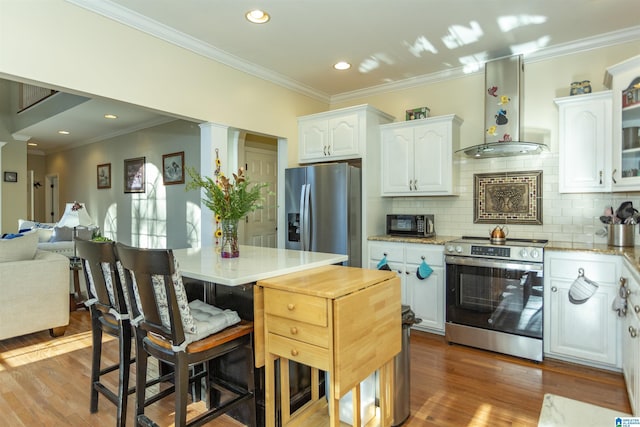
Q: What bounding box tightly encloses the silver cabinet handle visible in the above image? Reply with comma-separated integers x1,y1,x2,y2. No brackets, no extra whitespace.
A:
551,286,558,292
635,305,640,314
630,326,637,338
599,170,603,185
612,169,617,184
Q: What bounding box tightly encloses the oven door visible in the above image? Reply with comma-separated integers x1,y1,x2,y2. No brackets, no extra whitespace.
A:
445,255,543,339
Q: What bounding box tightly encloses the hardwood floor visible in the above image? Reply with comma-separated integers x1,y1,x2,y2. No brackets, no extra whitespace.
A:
0,311,631,426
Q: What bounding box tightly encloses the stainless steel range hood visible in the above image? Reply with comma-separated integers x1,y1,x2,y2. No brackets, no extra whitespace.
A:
457,55,548,158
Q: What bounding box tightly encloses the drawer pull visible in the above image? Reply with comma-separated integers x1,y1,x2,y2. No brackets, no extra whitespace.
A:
629,326,637,338
635,305,640,314
287,303,295,311
291,349,299,357
290,327,298,335
551,286,558,293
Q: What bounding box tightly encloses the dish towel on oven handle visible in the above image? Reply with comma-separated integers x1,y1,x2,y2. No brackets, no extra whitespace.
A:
377,255,391,271
416,257,433,280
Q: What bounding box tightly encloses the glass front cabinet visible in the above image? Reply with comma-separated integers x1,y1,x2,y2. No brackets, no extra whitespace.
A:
607,54,640,190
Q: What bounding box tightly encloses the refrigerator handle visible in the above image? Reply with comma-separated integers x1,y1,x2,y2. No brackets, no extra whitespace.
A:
302,184,311,251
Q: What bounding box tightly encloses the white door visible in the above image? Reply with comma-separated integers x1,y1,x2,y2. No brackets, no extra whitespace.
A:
244,148,277,247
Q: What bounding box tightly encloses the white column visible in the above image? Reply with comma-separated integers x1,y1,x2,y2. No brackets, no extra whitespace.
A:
198,123,230,248
0,142,6,232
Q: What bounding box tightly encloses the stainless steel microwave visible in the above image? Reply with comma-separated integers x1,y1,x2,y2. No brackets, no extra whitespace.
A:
386,214,435,237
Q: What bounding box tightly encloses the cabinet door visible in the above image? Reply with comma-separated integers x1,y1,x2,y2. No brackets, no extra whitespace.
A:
556,92,611,193
547,278,619,366
328,113,359,158
299,119,329,162
608,56,640,191
368,242,407,305
623,295,640,415
381,127,413,195
406,265,444,333
404,244,444,333
412,122,451,194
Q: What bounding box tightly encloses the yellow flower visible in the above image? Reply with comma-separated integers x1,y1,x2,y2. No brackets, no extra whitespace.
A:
215,214,221,223
215,159,222,166
215,228,222,238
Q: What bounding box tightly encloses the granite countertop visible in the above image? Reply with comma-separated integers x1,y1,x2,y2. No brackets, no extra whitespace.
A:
368,234,640,271
368,235,458,245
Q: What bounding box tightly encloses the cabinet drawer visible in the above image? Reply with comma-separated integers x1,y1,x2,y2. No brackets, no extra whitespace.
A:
369,242,403,262
267,333,330,371
264,288,327,327
547,255,618,283
404,244,443,266
266,314,330,348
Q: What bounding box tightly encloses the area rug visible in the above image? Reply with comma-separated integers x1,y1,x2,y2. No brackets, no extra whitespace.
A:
538,393,632,427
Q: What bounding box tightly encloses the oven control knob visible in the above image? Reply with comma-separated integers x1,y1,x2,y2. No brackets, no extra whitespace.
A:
519,249,529,258
446,245,454,252
530,249,540,259
455,245,462,253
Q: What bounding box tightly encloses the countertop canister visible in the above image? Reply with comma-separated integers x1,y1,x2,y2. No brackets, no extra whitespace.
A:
607,223,635,247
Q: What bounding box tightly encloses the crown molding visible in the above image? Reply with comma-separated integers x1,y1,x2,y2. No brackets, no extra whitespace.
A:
67,0,640,105
333,25,640,103
66,0,330,103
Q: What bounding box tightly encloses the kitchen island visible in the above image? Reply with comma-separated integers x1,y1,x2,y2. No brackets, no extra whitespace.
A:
172,245,348,425
173,245,348,286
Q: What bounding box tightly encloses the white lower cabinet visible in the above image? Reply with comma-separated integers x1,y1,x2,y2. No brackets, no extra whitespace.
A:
544,251,621,370
368,241,444,334
621,260,640,415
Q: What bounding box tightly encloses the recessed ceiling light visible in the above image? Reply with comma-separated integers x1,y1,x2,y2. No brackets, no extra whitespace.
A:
246,9,270,24
104,114,118,119
334,61,351,71
58,130,70,135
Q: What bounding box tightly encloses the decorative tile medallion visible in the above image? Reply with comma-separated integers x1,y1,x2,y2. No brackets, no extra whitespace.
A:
474,170,542,224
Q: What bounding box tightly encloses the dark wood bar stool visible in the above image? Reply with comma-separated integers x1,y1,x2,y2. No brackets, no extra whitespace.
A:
115,243,256,427
76,239,174,427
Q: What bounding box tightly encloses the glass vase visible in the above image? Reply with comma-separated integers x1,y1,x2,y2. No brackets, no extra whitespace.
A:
220,219,240,258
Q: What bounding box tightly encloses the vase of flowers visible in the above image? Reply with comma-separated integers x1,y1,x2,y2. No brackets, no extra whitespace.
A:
186,154,267,258
220,219,240,258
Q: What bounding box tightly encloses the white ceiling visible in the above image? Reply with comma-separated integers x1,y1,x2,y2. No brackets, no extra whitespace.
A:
15,0,640,153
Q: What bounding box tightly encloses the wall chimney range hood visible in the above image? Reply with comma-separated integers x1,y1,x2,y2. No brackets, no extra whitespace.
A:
457,55,548,159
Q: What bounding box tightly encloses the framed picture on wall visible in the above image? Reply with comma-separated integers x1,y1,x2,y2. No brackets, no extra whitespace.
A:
3,171,17,182
124,157,145,193
97,163,111,189
162,151,185,185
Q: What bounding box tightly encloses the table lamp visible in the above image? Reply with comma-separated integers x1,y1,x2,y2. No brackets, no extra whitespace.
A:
57,201,95,261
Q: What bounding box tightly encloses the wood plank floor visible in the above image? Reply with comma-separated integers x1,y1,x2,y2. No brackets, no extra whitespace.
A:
0,311,631,426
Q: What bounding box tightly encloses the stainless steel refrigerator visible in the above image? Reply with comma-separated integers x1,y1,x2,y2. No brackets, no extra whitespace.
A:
285,162,361,267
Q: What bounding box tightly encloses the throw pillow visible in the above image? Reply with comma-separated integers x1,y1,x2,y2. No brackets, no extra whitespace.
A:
49,226,74,242
0,231,38,262
36,228,54,243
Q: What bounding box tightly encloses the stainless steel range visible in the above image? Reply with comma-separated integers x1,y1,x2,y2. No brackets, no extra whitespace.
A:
444,236,547,361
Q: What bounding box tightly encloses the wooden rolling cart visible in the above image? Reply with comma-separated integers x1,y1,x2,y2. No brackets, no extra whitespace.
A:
255,265,401,427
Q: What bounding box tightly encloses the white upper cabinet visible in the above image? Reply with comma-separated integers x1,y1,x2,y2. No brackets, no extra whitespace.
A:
298,105,393,163
606,54,640,191
380,114,462,196
555,91,612,193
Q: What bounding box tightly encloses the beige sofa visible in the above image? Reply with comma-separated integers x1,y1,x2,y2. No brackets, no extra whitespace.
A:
0,232,69,340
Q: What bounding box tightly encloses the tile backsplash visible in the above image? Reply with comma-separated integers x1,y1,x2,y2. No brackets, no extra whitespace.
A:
391,152,640,244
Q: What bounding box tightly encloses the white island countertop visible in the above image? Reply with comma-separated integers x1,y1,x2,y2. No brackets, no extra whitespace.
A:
173,245,348,286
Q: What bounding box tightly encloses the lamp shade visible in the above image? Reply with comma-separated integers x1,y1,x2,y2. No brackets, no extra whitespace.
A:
57,202,94,227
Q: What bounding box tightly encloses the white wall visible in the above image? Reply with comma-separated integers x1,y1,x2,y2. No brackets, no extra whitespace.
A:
45,120,201,249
